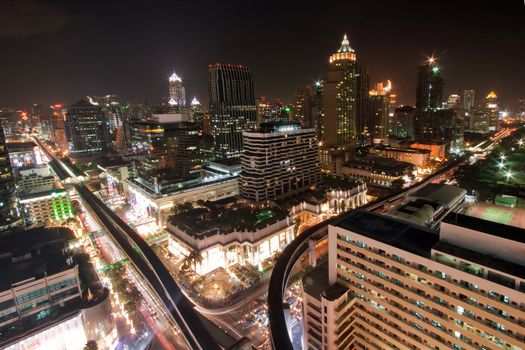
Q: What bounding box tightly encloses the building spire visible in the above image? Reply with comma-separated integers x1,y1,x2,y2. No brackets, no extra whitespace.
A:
338,34,354,53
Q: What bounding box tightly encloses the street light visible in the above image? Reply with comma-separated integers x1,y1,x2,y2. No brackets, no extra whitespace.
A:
519,139,523,146
498,162,505,169
506,170,512,180
500,154,506,161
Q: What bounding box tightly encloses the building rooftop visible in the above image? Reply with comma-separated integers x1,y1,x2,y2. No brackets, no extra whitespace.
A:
302,262,330,301
0,227,76,291
372,146,431,154
7,141,37,152
97,157,132,169
411,184,467,208
433,241,525,281
345,155,415,173
444,212,525,244
387,199,438,227
334,209,439,258
18,188,67,201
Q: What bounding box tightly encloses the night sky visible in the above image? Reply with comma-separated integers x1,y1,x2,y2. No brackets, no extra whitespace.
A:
1,0,524,109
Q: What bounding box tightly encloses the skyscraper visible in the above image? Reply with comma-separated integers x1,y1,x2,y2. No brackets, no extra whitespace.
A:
368,80,394,142
485,91,500,131
208,63,257,159
355,65,370,146
0,127,19,232
415,57,445,142
168,71,186,108
64,99,111,156
294,84,314,128
321,34,358,174
392,106,415,139
463,89,475,112
240,122,321,203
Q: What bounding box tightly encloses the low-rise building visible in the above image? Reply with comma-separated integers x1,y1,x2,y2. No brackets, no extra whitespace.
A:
167,202,294,275
410,141,447,159
342,156,415,187
7,142,42,168
369,146,430,167
19,189,74,225
0,227,113,350
15,165,56,194
127,160,239,224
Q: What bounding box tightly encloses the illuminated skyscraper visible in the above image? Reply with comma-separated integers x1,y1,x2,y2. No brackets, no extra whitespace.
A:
415,57,445,142
0,127,19,232
463,89,475,112
392,106,415,139
208,63,257,159
485,91,500,131
64,99,111,155
321,34,358,174
368,80,394,142
168,71,186,108
294,84,314,128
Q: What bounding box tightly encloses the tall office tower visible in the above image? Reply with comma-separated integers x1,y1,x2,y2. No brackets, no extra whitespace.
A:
0,127,19,232
392,106,415,139
189,97,205,125
368,81,393,142
463,90,475,112
208,63,257,159
415,57,445,142
312,80,324,140
64,99,111,156
168,71,186,109
240,122,321,203
294,84,314,128
302,209,525,350
355,65,370,146
131,113,201,194
321,34,358,174
485,91,500,131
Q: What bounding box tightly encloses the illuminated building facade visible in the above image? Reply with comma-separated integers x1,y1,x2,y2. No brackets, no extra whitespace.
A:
15,165,56,194
485,91,500,131
240,123,321,203
321,34,358,174
294,84,315,128
415,58,445,142
302,210,525,350
208,63,257,159
168,72,186,108
19,189,74,225
0,127,19,232
7,141,42,168
0,227,113,350
64,99,111,156
368,81,394,143
369,146,430,168
392,106,415,139
131,113,201,193
342,156,415,188
167,207,295,275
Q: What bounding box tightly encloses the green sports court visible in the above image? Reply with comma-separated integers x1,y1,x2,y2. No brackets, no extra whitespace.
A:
480,207,513,225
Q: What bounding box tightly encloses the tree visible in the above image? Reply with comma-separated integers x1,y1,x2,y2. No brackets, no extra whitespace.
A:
391,178,406,191
184,251,203,271
84,341,98,350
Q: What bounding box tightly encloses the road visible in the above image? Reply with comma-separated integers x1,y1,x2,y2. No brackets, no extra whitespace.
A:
34,137,224,350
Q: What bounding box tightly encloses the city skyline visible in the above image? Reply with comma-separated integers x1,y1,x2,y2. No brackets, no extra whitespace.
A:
0,0,524,109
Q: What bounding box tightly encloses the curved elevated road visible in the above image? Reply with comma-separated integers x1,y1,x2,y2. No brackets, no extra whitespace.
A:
268,157,468,350
35,138,220,350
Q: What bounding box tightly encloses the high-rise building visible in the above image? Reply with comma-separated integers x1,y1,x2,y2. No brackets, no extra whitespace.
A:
0,127,19,232
415,57,445,142
392,106,415,139
208,63,257,159
485,91,500,131
168,72,186,108
447,94,461,109
240,122,321,203
312,80,324,140
355,65,370,146
321,34,358,174
368,80,394,142
302,209,525,350
131,113,201,193
64,99,111,156
294,84,314,128
463,89,475,112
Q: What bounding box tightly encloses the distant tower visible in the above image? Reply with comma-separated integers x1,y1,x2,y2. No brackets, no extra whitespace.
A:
208,63,257,159
321,34,358,174
485,91,499,131
415,56,445,142
369,80,394,142
169,71,186,108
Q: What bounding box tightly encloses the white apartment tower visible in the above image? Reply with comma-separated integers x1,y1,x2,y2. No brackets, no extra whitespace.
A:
302,210,525,350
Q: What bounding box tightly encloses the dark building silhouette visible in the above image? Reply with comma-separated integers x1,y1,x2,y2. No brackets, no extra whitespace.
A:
208,64,257,159
415,58,445,142
0,127,20,232
64,99,111,156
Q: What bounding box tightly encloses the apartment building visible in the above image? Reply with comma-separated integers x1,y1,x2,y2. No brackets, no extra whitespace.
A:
302,209,525,350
